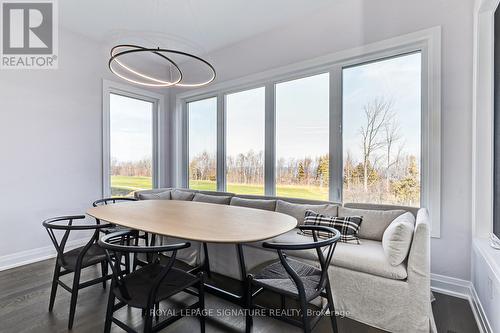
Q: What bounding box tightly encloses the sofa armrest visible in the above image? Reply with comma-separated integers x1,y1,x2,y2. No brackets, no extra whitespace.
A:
406,208,432,330
407,208,431,282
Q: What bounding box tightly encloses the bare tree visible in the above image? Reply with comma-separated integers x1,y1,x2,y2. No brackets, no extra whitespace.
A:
359,98,394,192
383,117,402,191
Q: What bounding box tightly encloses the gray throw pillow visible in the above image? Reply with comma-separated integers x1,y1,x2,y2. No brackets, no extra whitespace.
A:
136,191,171,200
275,200,339,225
171,189,196,201
338,207,406,241
382,212,415,266
230,197,276,211
193,193,232,205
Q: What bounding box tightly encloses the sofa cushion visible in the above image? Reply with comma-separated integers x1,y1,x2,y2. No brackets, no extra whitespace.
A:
382,212,415,266
230,197,276,211
303,210,362,244
247,229,407,280
136,190,171,200
338,206,406,241
171,189,196,201
332,239,407,280
193,193,232,205
275,200,339,225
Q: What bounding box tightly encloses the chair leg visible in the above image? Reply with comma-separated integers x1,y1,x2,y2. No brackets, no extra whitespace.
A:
144,305,153,333
104,288,115,333
68,268,81,329
202,243,211,278
124,250,131,274
48,263,61,311
245,275,254,333
100,261,107,289
154,302,160,322
325,281,338,333
133,233,141,270
198,273,205,333
299,296,311,333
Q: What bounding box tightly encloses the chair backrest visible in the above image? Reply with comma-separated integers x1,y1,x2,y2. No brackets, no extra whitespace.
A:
92,197,138,226
42,215,112,266
92,197,137,207
98,230,191,307
262,225,340,295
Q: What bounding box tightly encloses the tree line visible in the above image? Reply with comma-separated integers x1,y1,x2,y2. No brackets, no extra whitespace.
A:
188,97,420,205
114,97,420,205
111,158,152,177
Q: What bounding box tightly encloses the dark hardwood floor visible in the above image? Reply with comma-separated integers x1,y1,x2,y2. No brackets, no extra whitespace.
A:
0,259,479,333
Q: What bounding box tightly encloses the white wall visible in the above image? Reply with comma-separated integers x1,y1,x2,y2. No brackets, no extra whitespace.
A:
171,0,475,280
0,29,112,266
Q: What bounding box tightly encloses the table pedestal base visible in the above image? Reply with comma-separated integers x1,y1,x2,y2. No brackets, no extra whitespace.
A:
188,243,249,306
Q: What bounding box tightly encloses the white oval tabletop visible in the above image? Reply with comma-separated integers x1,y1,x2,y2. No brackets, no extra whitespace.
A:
86,200,298,243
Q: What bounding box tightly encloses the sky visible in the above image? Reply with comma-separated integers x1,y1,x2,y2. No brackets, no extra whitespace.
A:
276,73,329,160
110,93,153,162
111,52,421,166
188,97,218,160
226,87,265,156
343,52,421,163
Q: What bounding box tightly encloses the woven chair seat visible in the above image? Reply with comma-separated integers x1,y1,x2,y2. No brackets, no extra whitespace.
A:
253,258,323,301
101,225,131,235
113,263,199,308
58,243,107,271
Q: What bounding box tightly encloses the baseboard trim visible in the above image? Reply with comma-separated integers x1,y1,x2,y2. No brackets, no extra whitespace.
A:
431,273,492,333
0,238,88,272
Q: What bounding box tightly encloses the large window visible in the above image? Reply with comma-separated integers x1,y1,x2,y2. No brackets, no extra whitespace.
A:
109,93,154,196
188,97,217,191
342,52,421,206
181,45,435,213
276,73,330,200
226,87,265,195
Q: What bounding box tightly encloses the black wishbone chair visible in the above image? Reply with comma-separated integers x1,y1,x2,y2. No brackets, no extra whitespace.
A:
42,215,114,329
92,197,138,234
99,230,205,333
93,197,153,271
246,225,341,333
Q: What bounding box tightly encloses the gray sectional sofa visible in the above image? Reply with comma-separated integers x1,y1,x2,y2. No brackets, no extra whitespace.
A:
135,188,434,333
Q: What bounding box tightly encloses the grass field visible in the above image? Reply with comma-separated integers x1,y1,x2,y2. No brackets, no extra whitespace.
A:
111,176,329,200
111,175,152,196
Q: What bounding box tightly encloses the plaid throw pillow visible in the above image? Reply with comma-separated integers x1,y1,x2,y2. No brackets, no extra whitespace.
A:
303,210,363,244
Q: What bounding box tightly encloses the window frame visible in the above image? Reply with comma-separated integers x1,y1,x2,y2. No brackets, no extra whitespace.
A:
224,86,266,195
274,72,331,201
176,27,441,237
102,79,165,197
184,95,219,191
339,50,424,206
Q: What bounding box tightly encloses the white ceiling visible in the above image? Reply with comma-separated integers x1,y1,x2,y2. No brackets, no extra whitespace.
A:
60,0,333,54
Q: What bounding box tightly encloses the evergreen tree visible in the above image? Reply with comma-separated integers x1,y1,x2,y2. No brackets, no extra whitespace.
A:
297,162,306,183
316,155,329,187
392,156,419,205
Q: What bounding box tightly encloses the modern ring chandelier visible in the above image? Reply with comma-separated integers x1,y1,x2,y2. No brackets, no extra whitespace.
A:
108,44,216,88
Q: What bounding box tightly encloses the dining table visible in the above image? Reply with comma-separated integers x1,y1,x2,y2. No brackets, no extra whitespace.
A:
86,199,298,304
